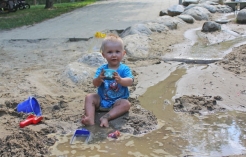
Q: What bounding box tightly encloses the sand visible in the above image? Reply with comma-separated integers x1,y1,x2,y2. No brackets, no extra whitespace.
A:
0,12,246,156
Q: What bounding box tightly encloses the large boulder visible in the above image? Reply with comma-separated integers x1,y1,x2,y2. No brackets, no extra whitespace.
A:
78,52,106,67
65,62,91,83
155,16,184,30
120,24,152,38
145,22,169,33
159,10,168,16
237,9,246,24
178,15,195,24
185,4,217,13
167,5,185,16
202,21,221,32
182,7,212,21
182,0,199,6
123,34,150,58
216,5,233,13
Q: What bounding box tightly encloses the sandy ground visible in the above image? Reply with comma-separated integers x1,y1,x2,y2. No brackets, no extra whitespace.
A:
0,7,246,157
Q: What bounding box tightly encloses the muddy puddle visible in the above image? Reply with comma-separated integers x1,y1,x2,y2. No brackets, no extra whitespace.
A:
49,68,246,156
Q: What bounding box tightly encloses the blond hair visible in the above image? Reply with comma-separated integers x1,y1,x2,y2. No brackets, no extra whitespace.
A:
100,34,124,52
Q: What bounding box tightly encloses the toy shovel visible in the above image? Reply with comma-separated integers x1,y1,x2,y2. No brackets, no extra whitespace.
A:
70,129,91,144
19,114,43,128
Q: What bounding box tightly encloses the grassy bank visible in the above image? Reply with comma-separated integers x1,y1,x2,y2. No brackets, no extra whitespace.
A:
0,0,96,30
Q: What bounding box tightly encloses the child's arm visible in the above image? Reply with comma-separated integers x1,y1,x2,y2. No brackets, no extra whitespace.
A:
113,72,133,87
93,70,105,87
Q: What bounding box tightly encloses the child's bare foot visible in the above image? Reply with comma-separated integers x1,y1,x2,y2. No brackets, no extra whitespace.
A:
100,113,110,127
100,117,109,127
81,115,94,125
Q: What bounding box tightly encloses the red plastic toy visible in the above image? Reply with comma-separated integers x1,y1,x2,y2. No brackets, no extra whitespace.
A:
108,130,120,139
19,114,43,128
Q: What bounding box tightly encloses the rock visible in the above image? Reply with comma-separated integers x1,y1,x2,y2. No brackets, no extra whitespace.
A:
199,0,220,4
182,0,199,6
202,21,221,32
237,9,246,24
159,10,168,16
200,1,219,5
182,7,212,21
216,5,233,13
123,34,150,58
156,16,184,30
185,4,217,13
145,22,169,33
167,5,185,16
64,62,91,83
199,4,217,13
53,105,60,111
78,52,106,67
178,15,195,23
120,24,152,38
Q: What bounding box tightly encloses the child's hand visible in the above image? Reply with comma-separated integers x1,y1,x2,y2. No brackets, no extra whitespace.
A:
113,72,122,84
98,69,105,82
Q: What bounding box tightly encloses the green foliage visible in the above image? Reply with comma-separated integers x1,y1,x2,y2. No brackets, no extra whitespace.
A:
0,0,96,30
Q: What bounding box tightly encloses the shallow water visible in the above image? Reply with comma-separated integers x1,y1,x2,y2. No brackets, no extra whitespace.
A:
165,27,246,60
50,68,246,156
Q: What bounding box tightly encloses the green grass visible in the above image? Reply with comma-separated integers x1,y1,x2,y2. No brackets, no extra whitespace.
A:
0,0,96,30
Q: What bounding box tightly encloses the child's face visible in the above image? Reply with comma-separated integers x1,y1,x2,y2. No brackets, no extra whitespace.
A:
102,41,125,68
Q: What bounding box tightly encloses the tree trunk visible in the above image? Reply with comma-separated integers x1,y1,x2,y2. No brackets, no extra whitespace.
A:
45,0,53,9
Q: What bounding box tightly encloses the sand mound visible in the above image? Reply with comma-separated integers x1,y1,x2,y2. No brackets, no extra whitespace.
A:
0,105,56,157
218,44,246,76
173,95,225,114
120,98,158,135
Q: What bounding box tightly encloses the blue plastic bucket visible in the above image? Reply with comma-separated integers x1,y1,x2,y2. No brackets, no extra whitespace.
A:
17,97,42,116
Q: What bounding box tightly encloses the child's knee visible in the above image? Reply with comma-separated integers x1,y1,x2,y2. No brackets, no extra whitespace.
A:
122,100,131,111
85,93,98,100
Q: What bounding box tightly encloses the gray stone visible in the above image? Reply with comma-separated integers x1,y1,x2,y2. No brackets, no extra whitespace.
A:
65,62,91,83
167,5,185,17
237,9,246,24
159,10,168,16
156,16,184,30
123,34,150,58
178,15,195,23
216,5,233,13
200,4,217,13
78,52,106,67
120,24,152,38
182,0,200,6
201,1,219,5
182,7,212,21
185,4,217,13
145,22,169,33
202,21,221,32
199,0,220,4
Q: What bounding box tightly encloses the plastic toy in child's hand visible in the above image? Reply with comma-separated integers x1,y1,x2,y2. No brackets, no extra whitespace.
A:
104,69,116,80
108,130,120,139
19,114,43,128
